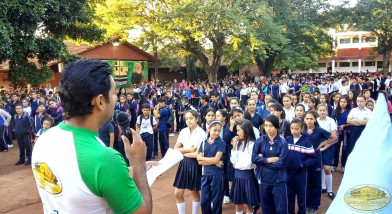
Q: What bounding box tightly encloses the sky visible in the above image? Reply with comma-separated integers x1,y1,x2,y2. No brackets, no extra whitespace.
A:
328,0,357,7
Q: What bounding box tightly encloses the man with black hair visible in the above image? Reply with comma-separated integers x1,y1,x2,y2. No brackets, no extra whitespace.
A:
32,59,153,214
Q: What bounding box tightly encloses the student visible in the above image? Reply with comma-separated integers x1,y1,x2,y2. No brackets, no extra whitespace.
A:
283,95,295,122
173,110,206,214
0,105,11,152
98,120,115,148
126,93,137,130
240,83,249,106
331,93,342,110
210,92,225,111
230,119,259,214
245,98,264,131
270,103,291,138
178,96,197,131
216,109,234,204
30,92,39,117
300,93,310,111
303,111,334,214
154,97,170,157
316,104,338,200
347,90,358,109
285,119,316,214
231,107,260,139
115,95,130,114
199,95,210,124
366,100,375,111
308,97,317,112
137,104,158,161
294,104,306,120
291,95,299,106
47,99,64,126
346,95,372,158
35,117,53,142
319,94,333,117
22,98,32,116
229,97,244,112
13,103,33,165
197,121,225,214
203,108,216,132
252,114,288,214
332,96,351,173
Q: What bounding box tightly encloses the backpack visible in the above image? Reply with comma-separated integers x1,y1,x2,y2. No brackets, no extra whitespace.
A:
165,107,174,128
138,115,154,127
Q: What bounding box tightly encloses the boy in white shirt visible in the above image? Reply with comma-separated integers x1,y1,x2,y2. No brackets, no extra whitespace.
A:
136,103,157,161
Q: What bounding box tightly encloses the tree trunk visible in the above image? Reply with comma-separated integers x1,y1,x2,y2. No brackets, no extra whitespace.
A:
254,51,277,77
205,66,218,83
382,48,391,74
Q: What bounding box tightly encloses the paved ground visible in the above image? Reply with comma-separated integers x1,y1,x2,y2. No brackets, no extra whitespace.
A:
0,134,343,214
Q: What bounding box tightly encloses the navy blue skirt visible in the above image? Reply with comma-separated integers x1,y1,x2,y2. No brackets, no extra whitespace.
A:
230,169,260,206
173,157,201,191
224,149,235,182
348,125,365,155
322,146,334,166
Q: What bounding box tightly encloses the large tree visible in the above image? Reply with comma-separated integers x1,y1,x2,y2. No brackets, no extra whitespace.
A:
353,0,392,74
251,0,332,76
0,0,103,85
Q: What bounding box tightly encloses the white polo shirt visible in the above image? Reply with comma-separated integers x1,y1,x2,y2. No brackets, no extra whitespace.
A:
137,115,157,134
177,126,207,149
348,107,372,121
317,116,337,133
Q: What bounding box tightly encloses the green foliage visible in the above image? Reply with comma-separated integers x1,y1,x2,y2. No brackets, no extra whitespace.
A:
352,0,392,73
186,55,197,81
0,0,104,85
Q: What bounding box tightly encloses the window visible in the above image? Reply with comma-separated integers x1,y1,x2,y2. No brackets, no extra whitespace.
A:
365,37,376,43
377,61,383,67
353,38,359,43
318,63,326,67
352,62,359,67
340,38,351,44
365,61,375,66
340,62,350,67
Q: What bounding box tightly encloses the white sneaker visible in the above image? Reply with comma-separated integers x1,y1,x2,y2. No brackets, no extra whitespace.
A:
331,166,336,172
223,196,230,204
7,144,13,148
169,133,175,137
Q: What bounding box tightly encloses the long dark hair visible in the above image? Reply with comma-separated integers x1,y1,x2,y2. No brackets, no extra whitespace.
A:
216,109,229,124
236,119,256,151
333,95,351,119
348,89,358,108
304,110,319,128
184,109,202,127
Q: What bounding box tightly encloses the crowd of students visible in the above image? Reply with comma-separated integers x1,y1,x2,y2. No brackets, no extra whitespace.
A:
2,71,392,214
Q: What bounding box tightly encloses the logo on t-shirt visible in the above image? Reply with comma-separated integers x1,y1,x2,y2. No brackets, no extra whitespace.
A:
33,162,62,195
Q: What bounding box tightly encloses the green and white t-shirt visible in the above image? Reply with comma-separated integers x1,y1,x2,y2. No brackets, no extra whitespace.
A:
32,122,142,214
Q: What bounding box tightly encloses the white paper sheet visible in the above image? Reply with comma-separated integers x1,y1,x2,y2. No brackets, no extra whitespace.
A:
146,148,184,187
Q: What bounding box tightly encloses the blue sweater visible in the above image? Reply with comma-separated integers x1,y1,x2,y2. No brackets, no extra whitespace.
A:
14,113,31,136
252,135,288,185
285,135,316,171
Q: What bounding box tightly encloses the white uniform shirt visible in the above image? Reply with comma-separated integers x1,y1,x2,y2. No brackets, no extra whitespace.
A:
240,88,249,96
177,126,207,149
340,85,350,95
317,116,337,133
230,140,256,170
280,83,289,94
284,106,295,122
137,115,157,134
347,107,372,121
318,84,329,94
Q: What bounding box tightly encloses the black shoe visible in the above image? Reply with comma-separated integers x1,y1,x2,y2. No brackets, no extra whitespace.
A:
328,192,336,200
322,189,327,193
15,160,24,165
25,161,31,166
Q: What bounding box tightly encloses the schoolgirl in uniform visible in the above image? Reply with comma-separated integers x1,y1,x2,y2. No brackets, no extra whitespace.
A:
291,95,299,106
347,90,358,109
230,119,259,214
203,108,216,132
285,119,316,214
252,114,288,214
173,110,207,214
245,98,264,131
269,103,291,138
115,95,130,114
283,95,295,122
216,109,235,204
197,121,226,214
332,96,351,173
331,92,342,110
303,111,335,214
294,104,306,120
316,104,338,200
307,97,317,112
319,94,333,117
231,107,260,139
346,95,372,157
229,97,245,112
300,92,311,111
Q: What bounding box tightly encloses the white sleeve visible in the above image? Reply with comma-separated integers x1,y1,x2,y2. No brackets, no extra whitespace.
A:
152,116,157,125
329,118,337,131
230,150,238,165
177,129,186,144
136,115,141,125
